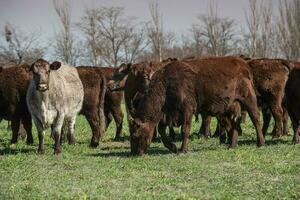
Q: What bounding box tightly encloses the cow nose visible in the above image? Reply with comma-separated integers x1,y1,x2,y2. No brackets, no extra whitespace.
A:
38,83,48,91
108,82,117,91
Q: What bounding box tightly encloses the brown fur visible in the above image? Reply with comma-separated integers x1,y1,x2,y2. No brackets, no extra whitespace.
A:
108,59,210,140
131,57,265,155
76,67,106,147
0,65,33,144
78,66,124,141
285,61,300,143
246,58,291,137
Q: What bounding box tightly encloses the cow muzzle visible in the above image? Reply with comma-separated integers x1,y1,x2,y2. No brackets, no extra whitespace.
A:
108,81,120,91
37,83,49,92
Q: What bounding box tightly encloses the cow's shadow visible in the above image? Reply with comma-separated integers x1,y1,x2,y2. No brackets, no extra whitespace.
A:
0,146,36,155
88,146,172,158
238,138,291,146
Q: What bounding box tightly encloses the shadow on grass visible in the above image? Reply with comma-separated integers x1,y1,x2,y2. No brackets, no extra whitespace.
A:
0,146,36,155
87,146,172,158
238,138,291,146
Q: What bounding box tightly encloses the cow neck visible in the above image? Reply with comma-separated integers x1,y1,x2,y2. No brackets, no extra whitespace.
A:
137,79,165,124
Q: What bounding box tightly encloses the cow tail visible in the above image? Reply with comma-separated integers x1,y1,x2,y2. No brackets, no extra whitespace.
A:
99,74,107,136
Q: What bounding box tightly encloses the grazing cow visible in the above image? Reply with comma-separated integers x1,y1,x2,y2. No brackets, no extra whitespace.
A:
285,61,300,143
77,66,124,141
27,59,84,154
130,57,265,155
108,61,168,137
0,65,33,144
108,59,211,140
76,67,106,147
246,58,291,137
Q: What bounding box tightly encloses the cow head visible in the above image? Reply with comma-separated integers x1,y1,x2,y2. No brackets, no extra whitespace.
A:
108,63,132,91
130,118,155,156
30,59,61,92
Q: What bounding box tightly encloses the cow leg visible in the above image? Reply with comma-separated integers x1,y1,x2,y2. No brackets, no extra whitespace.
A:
179,107,193,154
262,108,272,136
111,107,124,141
169,126,176,141
290,117,300,144
270,104,283,138
241,111,247,123
33,119,45,154
7,121,11,131
105,112,113,131
158,121,178,153
237,118,243,136
198,114,211,138
10,118,20,144
213,119,221,137
66,117,76,145
241,93,265,147
282,106,289,136
219,117,229,144
86,112,102,148
21,114,33,145
229,119,239,148
52,117,64,155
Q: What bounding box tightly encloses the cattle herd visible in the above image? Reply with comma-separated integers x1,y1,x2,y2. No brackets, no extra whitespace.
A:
0,55,299,156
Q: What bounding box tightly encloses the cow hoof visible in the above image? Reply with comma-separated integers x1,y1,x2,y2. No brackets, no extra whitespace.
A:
177,149,187,155
293,140,299,144
272,135,280,139
90,141,99,148
257,142,265,147
68,140,76,145
113,137,122,142
10,140,18,145
38,149,45,154
54,149,61,155
228,144,238,149
26,139,34,145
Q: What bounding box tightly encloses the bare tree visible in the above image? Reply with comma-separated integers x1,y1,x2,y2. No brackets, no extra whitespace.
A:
193,1,236,56
122,24,149,63
147,0,164,61
243,0,277,58
79,8,104,66
79,7,147,67
53,0,80,65
0,23,43,67
277,0,300,60
190,26,205,57
96,7,136,67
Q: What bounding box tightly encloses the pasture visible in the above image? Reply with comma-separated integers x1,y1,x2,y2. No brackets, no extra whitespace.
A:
0,106,299,199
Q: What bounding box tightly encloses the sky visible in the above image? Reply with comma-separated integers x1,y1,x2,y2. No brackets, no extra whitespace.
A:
0,0,282,49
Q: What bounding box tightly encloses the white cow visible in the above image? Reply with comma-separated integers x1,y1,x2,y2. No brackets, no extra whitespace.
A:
27,59,84,154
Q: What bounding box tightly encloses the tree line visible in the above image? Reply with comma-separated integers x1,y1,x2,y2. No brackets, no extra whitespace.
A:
0,0,299,67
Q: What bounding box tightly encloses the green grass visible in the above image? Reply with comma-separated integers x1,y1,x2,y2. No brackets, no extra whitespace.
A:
0,106,299,199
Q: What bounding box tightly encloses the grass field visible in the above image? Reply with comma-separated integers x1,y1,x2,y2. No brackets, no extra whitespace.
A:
0,107,299,199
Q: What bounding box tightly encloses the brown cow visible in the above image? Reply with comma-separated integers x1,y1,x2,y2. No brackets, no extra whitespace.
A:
246,58,291,137
130,57,265,155
108,59,211,140
285,61,300,143
77,66,124,141
76,67,106,147
212,57,291,139
0,65,33,145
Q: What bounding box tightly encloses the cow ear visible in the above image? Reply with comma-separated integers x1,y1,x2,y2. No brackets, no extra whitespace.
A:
126,63,132,72
50,61,61,70
23,64,31,72
30,63,35,72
